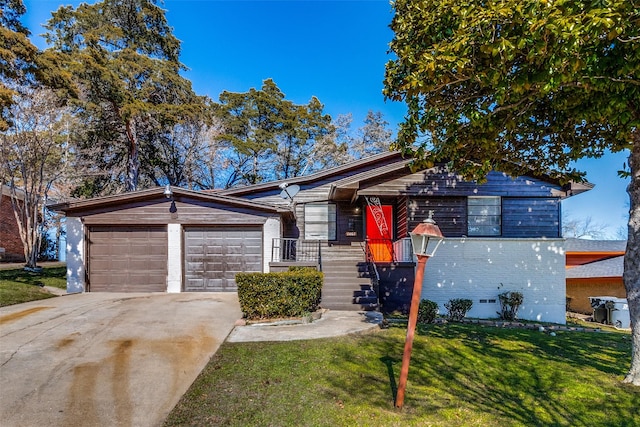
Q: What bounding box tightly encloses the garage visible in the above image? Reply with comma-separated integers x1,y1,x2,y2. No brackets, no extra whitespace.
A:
184,227,262,291
88,226,167,292
51,187,289,294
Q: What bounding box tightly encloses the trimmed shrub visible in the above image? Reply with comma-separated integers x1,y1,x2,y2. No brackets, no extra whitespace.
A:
497,291,524,320
417,299,438,324
236,270,323,320
445,298,473,321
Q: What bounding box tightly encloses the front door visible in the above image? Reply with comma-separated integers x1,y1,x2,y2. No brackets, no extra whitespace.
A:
366,204,393,262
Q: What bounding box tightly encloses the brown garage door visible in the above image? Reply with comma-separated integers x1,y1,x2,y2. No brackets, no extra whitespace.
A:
88,226,167,292
184,227,262,292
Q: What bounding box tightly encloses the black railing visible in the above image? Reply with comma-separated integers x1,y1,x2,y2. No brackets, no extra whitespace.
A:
271,238,321,263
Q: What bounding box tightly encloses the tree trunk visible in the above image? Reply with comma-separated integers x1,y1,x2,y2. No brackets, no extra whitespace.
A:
623,130,640,386
125,119,139,192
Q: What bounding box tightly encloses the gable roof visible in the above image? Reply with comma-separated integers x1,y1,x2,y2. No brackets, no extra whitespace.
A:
48,186,293,216
220,151,592,200
566,255,624,279
218,151,406,197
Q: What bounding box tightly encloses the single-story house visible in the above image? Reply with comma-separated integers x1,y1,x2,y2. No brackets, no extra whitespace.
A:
565,238,626,314
0,185,25,262
52,151,593,324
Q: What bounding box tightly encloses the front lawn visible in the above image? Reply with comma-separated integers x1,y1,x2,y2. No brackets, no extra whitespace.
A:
165,323,638,426
0,266,66,307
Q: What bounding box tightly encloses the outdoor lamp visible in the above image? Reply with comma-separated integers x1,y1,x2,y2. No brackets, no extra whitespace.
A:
396,212,444,409
409,215,444,258
164,185,173,199
164,185,178,214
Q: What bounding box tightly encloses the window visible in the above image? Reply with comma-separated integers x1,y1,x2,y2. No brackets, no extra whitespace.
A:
304,203,336,240
468,197,501,236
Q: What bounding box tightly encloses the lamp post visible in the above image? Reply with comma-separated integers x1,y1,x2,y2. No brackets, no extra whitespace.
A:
395,212,444,409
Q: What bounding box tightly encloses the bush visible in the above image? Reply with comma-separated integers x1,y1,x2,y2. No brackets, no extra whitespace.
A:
236,270,323,320
497,291,524,321
417,299,438,324
445,298,473,321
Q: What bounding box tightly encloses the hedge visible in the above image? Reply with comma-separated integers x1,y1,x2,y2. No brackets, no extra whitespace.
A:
236,269,323,320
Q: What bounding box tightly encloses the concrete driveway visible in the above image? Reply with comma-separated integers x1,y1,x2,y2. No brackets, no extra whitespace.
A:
0,292,241,427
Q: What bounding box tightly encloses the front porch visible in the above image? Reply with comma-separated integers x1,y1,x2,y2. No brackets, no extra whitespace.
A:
269,237,416,313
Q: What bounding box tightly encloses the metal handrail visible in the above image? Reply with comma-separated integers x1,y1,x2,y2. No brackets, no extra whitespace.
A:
271,238,321,263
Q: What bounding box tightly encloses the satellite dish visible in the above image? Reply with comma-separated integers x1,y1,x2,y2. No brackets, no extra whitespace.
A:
279,183,300,201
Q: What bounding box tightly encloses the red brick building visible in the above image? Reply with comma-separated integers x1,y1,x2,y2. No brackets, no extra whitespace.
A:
0,185,25,262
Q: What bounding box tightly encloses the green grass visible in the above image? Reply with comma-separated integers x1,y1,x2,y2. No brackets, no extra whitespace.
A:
165,323,639,427
0,266,66,307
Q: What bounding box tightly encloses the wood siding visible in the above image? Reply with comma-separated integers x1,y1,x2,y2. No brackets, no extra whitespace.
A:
230,160,565,240
502,198,560,238
74,196,271,226
359,168,562,198
405,196,560,238
407,197,467,237
567,278,626,314
336,202,363,244
396,196,408,238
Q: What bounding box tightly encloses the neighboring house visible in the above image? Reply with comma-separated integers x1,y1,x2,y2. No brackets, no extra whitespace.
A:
53,152,592,324
0,185,25,262
565,238,626,314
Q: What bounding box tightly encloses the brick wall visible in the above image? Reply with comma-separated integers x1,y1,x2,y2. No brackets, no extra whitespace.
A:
0,193,25,262
422,238,566,324
566,278,626,314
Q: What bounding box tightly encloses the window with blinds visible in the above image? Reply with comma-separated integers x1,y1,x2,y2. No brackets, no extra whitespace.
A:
304,203,337,240
468,196,501,236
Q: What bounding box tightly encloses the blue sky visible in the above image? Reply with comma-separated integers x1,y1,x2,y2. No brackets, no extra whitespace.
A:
23,0,630,238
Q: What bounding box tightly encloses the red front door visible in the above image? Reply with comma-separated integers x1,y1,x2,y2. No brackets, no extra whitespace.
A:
366,205,393,262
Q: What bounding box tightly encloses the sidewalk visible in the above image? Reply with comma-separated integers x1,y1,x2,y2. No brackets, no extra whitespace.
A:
227,310,384,342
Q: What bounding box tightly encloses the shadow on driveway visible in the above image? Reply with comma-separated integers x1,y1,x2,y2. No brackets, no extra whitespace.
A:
0,292,241,427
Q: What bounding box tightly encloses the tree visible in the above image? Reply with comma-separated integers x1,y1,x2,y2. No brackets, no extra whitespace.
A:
329,111,393,161
214,79,335,187
352,110,393,159
0,87,72,267
274,96,335,179
384,0,640,385
0,0,38,131
43,0,205,194
563,216,610,240
143,113,225,189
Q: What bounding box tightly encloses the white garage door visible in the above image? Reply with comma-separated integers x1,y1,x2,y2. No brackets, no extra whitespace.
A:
184,227,263,292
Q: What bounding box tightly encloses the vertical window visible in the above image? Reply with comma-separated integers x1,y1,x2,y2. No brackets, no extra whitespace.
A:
468,197,501,236
304,203,336,240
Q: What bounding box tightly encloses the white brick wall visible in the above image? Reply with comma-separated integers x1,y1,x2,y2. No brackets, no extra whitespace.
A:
166,223,182,293
263,216,281,272
421,238,566,324
65,217,85,294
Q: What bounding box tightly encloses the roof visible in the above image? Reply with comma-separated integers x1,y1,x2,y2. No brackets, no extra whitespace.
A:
566,255,624,279
48,186,293,216
565,238,627,253
1,184,26,201
218,151,404,196
219,151,592,199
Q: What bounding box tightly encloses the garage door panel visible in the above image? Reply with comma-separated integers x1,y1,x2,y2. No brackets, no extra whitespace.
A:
184,227,262,292
89,226,167,292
